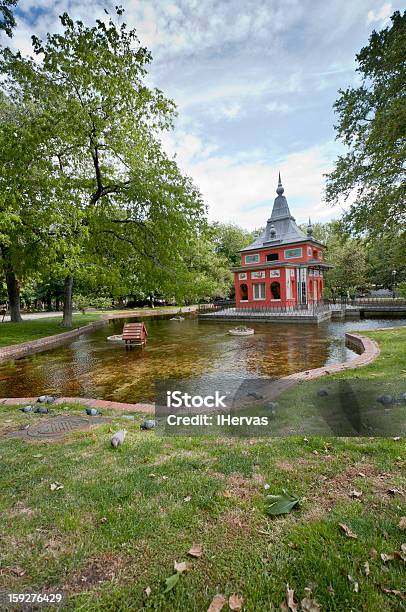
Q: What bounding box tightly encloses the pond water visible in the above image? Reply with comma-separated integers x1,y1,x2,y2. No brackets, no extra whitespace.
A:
0,316,404,403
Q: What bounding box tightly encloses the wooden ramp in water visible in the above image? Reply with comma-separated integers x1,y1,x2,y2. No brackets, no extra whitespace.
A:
122,323,148,347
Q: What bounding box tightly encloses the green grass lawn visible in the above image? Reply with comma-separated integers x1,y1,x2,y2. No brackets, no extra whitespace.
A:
0,327,404,610
0,314,103,348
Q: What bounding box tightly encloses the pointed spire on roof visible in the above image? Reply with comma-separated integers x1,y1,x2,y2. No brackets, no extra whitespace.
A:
307,217,314,237
276,172,284,196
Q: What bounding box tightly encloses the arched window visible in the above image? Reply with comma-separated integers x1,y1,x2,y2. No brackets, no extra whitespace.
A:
270,281,280,300
240,284,248,300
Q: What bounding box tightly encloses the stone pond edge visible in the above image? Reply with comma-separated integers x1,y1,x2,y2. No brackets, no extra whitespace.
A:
0,331,384,414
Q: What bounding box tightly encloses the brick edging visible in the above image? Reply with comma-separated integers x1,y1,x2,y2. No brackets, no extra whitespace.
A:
0,396,154,414
284,332,380,381
0,306,197,364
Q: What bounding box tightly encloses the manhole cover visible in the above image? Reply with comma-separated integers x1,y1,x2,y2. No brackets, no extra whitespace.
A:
6,415,109,441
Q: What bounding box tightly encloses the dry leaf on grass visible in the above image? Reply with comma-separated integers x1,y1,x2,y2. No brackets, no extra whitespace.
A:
370,548,378,559
207,593,226,612
380,553,395,562
363,561,370,576
10,566,26,577
399,517,406,530
283,584,298,612
380,586,405,599
347,575,359,593
301,596,321,612
50,482,64,491
349,489,363,498
229,593,244,610
339,523,358,539
144,586,151,597
173,561,189,573
223,490,232,498
188,543,203,558
183,496,191,502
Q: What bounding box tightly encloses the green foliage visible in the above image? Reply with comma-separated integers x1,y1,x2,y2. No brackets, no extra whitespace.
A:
265,489,300,516
397,281,406,298
0,0,17,37
211,223,253,267
73,294,112,312
326,11,406,236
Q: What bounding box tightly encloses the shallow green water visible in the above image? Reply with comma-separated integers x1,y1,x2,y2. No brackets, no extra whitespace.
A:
0,315,404,403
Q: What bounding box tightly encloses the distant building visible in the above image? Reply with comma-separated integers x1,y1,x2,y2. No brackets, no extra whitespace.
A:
232,175,332,308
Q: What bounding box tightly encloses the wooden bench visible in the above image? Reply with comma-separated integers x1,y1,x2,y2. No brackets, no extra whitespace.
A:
122,323,148,347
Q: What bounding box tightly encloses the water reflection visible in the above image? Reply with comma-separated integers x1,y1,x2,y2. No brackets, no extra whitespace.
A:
0,316,404,403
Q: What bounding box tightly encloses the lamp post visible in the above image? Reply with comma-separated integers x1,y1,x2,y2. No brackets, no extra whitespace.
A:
392,270,397,299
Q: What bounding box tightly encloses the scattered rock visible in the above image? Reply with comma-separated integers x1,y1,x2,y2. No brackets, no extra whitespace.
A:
85,408,99,416
20,405,33,413
38,395,56,404
34,406,49,414
187,543,203,558
317,389,329,397
377,394,394,406
111,430,127,448
140,419,156,430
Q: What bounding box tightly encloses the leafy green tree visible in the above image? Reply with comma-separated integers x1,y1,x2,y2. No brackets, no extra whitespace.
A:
326,11,406,236
0,0,18,37
1,9,206,324
211,223,253,267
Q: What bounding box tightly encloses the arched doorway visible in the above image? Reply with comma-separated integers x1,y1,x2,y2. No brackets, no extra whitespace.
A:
270,281,281,300
240,284,248,301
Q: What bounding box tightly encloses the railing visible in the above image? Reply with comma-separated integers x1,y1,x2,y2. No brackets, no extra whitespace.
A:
199,301,329,316
198,301,236,313
325,297,406,308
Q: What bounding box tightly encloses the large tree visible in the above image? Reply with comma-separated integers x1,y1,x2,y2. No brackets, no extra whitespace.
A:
1,9,206,325
326,10,406,236
0,0,18,37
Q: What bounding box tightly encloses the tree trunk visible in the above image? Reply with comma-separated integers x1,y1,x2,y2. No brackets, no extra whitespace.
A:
1,246,22,322
62,275,73,327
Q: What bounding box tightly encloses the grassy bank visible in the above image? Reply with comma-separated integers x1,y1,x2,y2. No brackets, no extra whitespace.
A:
0,327,404,610
0,314,103,348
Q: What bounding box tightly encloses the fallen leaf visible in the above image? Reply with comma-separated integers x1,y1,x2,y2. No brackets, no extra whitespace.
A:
358,472,366,478
229,593,244,611
50,482,64,491
339,523,358,539
398,517,406,530
380,586,405,599
350,489,363,498
144,586,151,597
387,488,399,496
370,548,378,559
301,597,321,612
312,450,318,455
33,454,43,458
207,593,226,612
10,566,26,577
223,490,232,498
188,543,203,558
99,517,107,524
381,553,395,562
286,584,298,612
265,490,299,516
183,496,191,502
162,475,168,480
164,573,179,593
174,561,189,573
363,561,370,576
347,575,359,593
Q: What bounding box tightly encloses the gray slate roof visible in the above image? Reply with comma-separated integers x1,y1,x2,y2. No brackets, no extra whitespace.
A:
240,175,324,252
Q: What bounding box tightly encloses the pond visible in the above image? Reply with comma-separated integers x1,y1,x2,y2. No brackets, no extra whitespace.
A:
0,315,404,403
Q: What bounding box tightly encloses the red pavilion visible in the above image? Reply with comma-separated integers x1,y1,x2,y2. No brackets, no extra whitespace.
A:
232,175,332,309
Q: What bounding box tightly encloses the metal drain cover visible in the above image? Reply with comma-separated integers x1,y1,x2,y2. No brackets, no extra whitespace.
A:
7,415,108,441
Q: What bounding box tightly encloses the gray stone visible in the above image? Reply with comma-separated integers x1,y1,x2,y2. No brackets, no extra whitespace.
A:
400,392,406,403
38,395,56,404
317,389,329,397
85,408,99,416
20,405,33,413
140,419,156,430
111,430,127,448
34,406,49,414
377,394,394,406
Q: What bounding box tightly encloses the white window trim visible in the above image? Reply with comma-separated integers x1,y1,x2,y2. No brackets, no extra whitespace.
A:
253,283,266,300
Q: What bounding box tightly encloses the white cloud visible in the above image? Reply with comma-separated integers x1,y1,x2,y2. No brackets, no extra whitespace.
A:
367,3,392,25
266,101,292,114
162,128,343,229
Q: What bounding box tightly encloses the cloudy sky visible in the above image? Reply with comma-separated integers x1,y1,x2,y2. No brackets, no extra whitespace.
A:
3,0,399,229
